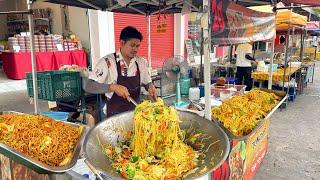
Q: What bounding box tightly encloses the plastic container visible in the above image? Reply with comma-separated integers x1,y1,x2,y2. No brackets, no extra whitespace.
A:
220,91,232,102
266,64,278,72
288,62,302,68
189,87,200,101
180,77,190,96
211,84,246,98
26,71,82,101
198,85,205,97
40,111,69,121
257,61,266,72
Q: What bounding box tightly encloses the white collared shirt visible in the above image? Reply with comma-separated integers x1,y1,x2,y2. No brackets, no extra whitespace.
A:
89,51,152,98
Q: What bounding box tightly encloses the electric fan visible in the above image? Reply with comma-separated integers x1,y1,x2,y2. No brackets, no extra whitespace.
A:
162,55,190,108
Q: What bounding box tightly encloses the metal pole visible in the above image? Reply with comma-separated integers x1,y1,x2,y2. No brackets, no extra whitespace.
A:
27,0,39,114
282,4,293,91
0,11,31,15
300,29,305,62
147,15,152,71
200,27,204,84
203,0,211,121
276,5,320,10
268,35,276,90
268,1,277,90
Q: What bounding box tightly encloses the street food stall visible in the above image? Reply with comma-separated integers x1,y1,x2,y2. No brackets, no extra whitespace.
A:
208,1,289,179
0,1,232,180
0,0,319,180
251,7,308,99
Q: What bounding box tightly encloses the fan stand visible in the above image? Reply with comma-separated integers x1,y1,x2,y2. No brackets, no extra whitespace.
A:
173,74,189,108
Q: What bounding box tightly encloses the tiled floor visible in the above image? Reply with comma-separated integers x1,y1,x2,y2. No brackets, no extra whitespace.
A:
0,70,27,93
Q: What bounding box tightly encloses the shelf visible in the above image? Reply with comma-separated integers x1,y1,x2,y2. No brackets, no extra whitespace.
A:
7,18,50,23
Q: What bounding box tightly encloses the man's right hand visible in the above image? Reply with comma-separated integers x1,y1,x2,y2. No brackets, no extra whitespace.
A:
110,84,130,100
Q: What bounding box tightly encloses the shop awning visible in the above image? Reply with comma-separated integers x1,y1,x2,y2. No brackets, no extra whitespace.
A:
305,21,320,35
248,5,274,13
37,0,202,14
306,21,320,30
211,0,275,46
276,10,307,30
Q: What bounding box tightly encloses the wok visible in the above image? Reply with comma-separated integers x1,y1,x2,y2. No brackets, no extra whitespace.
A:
83,110,230,179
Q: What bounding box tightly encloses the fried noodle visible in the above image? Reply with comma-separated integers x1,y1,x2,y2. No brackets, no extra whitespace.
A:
212,89,280,136
0,114,83,166
102,98,200,179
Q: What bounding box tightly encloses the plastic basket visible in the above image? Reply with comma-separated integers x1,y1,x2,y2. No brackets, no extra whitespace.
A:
211,84,246,98
40,111,69,121
26,71,82,101
211,77,238,84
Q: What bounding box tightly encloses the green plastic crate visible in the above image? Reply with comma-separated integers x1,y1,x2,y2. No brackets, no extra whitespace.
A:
26,71,82,101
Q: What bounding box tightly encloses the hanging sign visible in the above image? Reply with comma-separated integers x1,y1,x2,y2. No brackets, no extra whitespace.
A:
211,0,276,46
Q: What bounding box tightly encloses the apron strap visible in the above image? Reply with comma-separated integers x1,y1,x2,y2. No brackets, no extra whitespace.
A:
135,61,140,85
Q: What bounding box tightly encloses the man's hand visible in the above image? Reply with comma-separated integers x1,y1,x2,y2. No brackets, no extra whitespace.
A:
110,84,130,101
148,84,158,101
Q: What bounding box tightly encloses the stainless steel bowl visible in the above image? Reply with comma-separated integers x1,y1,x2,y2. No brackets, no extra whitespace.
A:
83,111,230,179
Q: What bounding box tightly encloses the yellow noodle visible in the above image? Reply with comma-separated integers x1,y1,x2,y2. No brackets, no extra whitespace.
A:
0,114,82,166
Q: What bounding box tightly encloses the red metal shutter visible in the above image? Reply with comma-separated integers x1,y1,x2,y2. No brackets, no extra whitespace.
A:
150,14,174,68
114,13,174,68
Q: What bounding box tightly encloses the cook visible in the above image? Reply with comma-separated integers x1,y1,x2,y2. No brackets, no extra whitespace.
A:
85,26,157,119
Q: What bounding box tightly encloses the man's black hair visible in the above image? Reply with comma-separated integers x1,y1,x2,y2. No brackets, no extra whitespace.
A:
120,26,143,42
280,36,285,44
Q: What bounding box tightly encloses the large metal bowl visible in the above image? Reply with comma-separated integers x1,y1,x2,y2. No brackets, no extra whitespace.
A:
83,111,230,179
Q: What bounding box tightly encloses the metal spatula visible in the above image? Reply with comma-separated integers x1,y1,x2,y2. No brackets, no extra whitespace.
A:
128,96,138,106
84,159,112,180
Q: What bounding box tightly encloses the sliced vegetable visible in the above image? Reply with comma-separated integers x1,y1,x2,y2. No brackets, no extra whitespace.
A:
40,136,52,151
126,165,136,179
130,155,139,163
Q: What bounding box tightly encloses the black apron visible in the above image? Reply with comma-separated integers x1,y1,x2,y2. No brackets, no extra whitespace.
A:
106,54,141,117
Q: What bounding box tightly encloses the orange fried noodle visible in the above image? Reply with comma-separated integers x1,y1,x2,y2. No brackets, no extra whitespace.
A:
0,114,82,166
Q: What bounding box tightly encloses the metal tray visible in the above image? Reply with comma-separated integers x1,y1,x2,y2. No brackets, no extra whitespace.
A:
83,111,230,180
0,111,88,174
212,89,288,140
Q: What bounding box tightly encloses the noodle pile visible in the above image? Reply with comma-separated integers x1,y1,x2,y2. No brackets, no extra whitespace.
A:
212,89,280,136
102,98,199,179
0,114,83,166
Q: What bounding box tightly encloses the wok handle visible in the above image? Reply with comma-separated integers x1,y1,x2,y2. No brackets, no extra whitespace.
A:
84,159,104,180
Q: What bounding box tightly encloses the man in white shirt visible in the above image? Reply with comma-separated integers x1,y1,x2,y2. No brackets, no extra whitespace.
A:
85,26,157,118
235,43,256,91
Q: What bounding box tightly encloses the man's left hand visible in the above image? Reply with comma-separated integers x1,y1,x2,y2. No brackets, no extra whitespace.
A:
148,84,158,101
